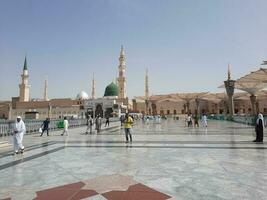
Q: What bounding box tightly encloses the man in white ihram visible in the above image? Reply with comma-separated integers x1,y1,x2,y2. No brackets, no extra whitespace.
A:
13,116,25,154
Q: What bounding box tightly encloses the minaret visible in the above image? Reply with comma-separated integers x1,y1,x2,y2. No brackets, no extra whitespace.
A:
118,45,126,99
19,56,30,102
145,68,149,99
227,63,231,80
91,73,96,99
43,78,49,101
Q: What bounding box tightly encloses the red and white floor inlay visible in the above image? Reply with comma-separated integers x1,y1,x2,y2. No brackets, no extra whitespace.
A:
30,174,172,200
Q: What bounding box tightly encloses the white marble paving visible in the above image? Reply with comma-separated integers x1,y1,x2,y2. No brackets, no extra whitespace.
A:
0,119,266,199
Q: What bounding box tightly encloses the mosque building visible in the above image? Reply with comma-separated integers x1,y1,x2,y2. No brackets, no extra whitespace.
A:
0,46,131,120
132,67,267,116
0,57,82,120
2,47,267,120
82,46,130,118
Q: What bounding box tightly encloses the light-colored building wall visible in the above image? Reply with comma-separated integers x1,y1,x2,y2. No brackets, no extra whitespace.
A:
132,95,267,116
10,106,80,120
0,98,82,120
0,102,11,119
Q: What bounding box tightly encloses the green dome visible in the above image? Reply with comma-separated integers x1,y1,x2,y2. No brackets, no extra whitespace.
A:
104,82,119,97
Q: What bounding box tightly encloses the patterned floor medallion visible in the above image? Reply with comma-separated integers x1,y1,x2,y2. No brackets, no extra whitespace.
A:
28,175,172,200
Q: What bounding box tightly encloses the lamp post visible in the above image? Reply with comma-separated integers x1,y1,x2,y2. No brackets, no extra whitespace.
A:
48,102,52,119
195,98,200,116
224,65,235,119
224,80,235,119
186,101,190,114
145,99,149,115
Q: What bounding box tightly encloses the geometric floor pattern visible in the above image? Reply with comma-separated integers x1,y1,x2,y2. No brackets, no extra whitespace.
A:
32,174,172,200
0,119,266,200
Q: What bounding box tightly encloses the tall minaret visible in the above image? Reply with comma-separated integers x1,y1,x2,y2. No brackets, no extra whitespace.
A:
118,45,126,99
227,63,231,80
91,73,96,99
43,78,49,101
19,56,30,102
145,68,149,99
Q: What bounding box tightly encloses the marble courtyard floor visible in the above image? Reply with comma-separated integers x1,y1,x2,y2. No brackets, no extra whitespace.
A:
0,119,266,200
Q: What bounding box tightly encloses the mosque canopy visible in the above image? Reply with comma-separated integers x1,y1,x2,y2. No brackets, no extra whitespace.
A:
135,92,211,103
234,68,267,95
200,93,227,103
219,67,267,95
177,92,209,102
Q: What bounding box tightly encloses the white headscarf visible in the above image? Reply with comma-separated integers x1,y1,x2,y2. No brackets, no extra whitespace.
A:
14,116,26,133
256,113,264,129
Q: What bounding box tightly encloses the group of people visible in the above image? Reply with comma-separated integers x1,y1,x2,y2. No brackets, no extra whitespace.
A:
12,112,264,155
186,114,207,128
40,117,69,137
85,115,110,134
141,115,162,124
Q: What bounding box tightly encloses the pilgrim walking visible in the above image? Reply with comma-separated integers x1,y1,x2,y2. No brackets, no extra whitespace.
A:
40,118,50,136
61,117,69,136
201,114,208,127
86,115,93,134
13,116,25,154
124,113,133,143
95,115,102,133
253,113,264,143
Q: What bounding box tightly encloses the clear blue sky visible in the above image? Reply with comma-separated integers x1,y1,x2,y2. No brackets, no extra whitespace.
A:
1,0,267,100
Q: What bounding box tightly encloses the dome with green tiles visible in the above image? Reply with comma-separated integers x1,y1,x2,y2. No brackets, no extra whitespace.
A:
104,82,119,97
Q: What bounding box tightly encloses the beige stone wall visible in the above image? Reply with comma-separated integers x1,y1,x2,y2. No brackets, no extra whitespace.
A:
0,103,10,119
14,98,80,109
134,101,146,114
259,100,267,114
133,99,211,115
153,101,183,115
50,106,80,119
10,106,80,120
4,98,82,120
133,97,267,116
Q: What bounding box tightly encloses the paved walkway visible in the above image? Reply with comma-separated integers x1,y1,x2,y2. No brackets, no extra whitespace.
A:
0,119,266,200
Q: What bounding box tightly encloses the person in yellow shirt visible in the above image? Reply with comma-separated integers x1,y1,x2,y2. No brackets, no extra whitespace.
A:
124,113,133,143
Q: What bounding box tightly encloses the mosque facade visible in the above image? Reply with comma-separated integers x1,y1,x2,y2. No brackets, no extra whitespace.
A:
0,56,82,120
81,46,130,118
0,46,130,120
1,48,267,120
132,69,267,116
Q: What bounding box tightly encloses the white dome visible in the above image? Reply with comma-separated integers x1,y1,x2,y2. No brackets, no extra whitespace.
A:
76,91,89,100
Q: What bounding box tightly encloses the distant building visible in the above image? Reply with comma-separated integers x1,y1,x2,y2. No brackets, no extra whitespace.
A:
0,57,82,120
0,47,132,120
131,70,267,116
83,82,127,118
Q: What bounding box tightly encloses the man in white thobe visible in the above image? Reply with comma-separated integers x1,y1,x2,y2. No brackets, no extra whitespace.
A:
61,117,69,136
202,114,208,127
13,116,25,154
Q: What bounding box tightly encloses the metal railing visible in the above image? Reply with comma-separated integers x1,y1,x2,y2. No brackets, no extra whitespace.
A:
0,117,119,137
207,114,267,126
0,119,88,137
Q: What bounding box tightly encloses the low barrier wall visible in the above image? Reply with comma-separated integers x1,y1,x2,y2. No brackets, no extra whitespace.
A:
0,117,119,137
